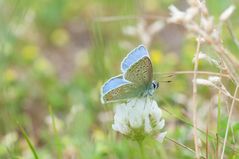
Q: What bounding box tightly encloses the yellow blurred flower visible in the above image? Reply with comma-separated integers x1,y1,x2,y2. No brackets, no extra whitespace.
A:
21,45,38,62
92,129,105,141
34,58,52,74
93,129,110,156
151,49,163,64
50,28,69,47
144,0,158,11
4,69,17,82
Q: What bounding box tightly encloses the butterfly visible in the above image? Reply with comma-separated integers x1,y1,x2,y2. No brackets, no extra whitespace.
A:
101,45,159,104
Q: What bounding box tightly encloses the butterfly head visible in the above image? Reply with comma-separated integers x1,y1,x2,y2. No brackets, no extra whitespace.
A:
152,80,159,89
146,80,159,96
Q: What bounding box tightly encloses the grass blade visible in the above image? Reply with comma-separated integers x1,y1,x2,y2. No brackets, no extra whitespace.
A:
18,122,39,159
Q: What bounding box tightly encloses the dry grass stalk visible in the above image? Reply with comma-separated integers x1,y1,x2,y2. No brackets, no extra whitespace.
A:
168,0,239,158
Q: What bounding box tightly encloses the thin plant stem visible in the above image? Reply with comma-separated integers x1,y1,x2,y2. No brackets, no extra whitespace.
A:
160,94,239,149
192,37,201,159
154,71,230,79
166,137,206,159
160,104,239,154
48,105,61,159
48,105,58,135
220,86,239,159
216,134,220,159
18,122,39,159
216,87,222,158
155,71,239,102
206,125,209,159
226,21,239,49
94,15,166,22
206,99,212,159
138,141,146,159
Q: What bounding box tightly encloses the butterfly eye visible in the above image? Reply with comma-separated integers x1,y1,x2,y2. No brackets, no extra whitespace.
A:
152,81,159,89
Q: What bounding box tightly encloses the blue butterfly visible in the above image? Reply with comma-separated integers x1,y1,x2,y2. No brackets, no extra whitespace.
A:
101,45,159,104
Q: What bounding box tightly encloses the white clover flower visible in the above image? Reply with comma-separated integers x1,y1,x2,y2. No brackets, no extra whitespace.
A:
156,131,167,143
112,98,166,142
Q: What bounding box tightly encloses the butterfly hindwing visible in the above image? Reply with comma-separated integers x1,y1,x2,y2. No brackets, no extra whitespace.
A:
121,45,149,73
101,75,139,103
102,75,129,95
102,83,139,103
124,56,153,87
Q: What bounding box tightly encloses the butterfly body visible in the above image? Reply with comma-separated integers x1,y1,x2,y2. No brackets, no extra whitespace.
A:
101,45,158,104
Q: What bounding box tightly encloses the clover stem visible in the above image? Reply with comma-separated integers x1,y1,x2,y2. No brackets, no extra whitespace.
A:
138,140,146,159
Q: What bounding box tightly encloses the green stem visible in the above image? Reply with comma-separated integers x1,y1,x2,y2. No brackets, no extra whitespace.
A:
18,122,39,159
166,137,206,159
48,105,62,159
217,91,221,134
216,90,221,158
138,141,146,159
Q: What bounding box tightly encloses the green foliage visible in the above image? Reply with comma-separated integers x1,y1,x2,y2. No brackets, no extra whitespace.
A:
0,0,239,158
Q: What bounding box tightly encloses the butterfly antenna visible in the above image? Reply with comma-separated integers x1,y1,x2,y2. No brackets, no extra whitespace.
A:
154,73,176,78
158,80,172,83
153,72,176,77
165,73,175,78
154,73,175,83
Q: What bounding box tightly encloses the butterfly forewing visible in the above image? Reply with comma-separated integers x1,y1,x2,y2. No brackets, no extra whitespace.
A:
121,45,149,73
124,56,153,87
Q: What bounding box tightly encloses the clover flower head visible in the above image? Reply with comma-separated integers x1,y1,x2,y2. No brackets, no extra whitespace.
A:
112,97,166,142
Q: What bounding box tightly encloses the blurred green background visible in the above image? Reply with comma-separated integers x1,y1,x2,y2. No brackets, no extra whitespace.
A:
0,0,239,158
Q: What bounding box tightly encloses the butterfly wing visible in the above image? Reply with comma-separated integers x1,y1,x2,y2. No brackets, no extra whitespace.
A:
101,75,139,103
121,45,149,73
101,45,153,103
124,56,153,87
